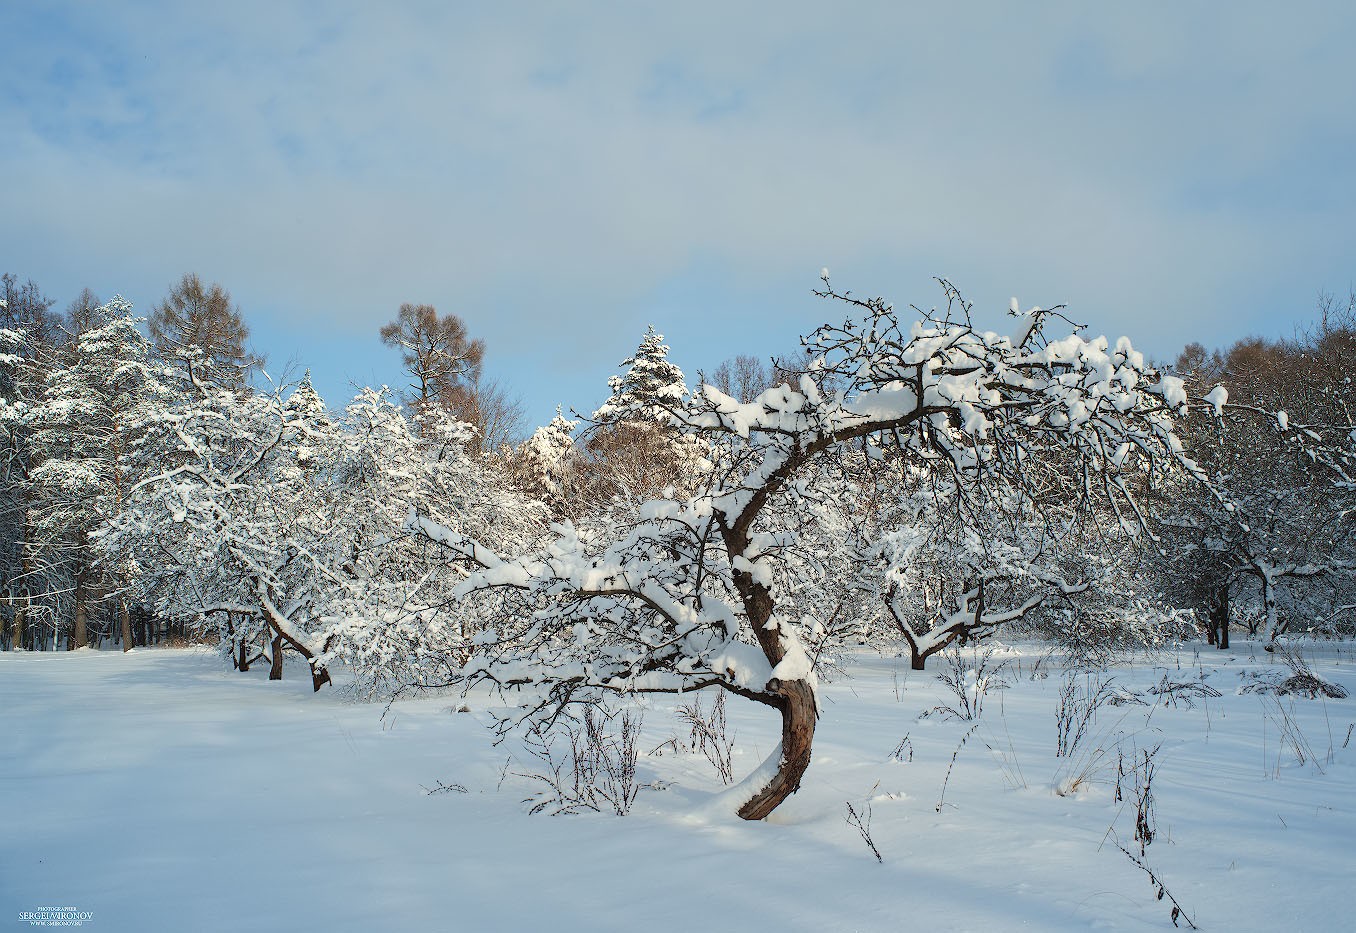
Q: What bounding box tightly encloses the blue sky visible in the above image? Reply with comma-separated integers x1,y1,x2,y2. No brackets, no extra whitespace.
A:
2,2,1354,431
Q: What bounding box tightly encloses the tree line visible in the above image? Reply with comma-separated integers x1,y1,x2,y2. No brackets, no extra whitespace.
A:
2,269,1352,817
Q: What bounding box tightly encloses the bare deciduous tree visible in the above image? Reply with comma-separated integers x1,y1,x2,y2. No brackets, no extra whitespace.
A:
710,354,773,404
150,273,258,391
1167,296,1356,648
380,303,485,428
450,376,527,456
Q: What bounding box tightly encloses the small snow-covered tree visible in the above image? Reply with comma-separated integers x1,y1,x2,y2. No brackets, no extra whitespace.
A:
867,462,1203,670
594,325,687,424
585,326,707,503
411,278,1220,819
510,410,580,514
870,480,1087,669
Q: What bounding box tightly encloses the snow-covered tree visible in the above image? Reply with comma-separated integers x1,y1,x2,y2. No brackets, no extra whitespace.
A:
869,479,1084,669
27,297,172,650
593,325,687,424
103,378,338,684
1,276,60,650
410,278,1220,819
315,386,543,696
1166,311,1356,648
106,377,542,693
584,326,707,504
510,410,580,514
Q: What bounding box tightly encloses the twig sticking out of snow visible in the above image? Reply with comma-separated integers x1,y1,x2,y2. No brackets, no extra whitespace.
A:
1148,674,1223,709
1112,839,1198,930
516,704,644,816
676,691,735,785
844,797,883,863
935,722,981,812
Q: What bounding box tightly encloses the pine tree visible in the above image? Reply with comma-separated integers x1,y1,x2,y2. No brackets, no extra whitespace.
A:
1,276,59,649
592,326,687,424
28,297,171,649
512,409,579,511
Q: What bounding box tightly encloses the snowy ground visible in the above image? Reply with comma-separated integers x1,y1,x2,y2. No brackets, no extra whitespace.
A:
3,643,1353,932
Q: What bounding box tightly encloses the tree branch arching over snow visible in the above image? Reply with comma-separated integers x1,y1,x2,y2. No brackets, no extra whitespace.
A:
409,276,1219,820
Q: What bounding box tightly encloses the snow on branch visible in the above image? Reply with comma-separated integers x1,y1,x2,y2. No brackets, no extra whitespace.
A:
406,276,1220,818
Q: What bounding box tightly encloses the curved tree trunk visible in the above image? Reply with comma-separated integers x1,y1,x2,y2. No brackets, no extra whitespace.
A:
737,677,817,820
256,578,331,691
729,563,818,821
721,445,825,820
908,637,958,671
898,629,929,670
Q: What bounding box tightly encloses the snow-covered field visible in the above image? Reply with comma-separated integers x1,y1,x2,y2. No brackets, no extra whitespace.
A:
3,644,1353,932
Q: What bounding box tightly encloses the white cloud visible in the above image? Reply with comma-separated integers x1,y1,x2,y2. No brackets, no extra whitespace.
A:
1,1,1353,423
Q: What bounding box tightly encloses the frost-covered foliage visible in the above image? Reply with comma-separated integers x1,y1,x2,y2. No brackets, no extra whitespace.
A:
410,278,1217,819
592,325,687,424
317,387,543,695
104,380,542,693
1,286,57,649
869,477,1198,669
26,297,173,647
583,326,709,505
510,410,579,513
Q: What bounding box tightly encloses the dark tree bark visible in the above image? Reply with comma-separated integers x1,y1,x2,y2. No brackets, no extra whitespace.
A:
236,625,251,672
267,626,330,690
260,593,332,688
728,521,818,820
737,677,817,821
11,600,24,651
268,635,284,680
901,632,961,671
1215,584,1230,649
71,576,89,650
120,601,133,653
